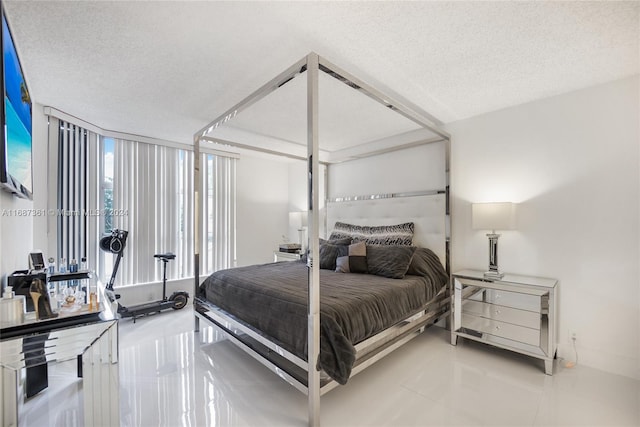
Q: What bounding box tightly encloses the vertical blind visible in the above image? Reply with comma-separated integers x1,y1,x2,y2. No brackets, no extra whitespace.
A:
201,154,237,274
108,139,236,287
109,139,194,286
50,116,237,287
54,120,99,270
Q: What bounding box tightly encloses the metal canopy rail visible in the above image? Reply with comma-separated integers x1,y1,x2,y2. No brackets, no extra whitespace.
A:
193,52,451,427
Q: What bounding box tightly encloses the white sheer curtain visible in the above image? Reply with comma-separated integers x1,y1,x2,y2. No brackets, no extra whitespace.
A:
109,138,236,287
109,139,193,286
201,153,237,274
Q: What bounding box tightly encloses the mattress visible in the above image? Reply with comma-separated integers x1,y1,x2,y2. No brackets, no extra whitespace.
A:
200,258,446,384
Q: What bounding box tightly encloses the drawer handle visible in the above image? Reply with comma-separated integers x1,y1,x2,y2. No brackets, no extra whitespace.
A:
495,310,501,314
495,326,501,330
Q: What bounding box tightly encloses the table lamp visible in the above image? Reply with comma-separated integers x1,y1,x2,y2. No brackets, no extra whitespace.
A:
289,211,308,250
472,202,515,279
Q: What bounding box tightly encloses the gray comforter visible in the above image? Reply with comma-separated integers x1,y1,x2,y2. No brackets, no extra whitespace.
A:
200,260,445,384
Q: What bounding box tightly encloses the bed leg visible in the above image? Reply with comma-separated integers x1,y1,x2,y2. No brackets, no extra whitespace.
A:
194,315,200,333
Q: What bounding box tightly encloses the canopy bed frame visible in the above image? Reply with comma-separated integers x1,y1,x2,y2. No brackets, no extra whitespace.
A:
192,52,451,426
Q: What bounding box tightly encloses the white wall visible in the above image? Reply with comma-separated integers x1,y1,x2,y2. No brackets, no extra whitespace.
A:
328,143,447,198
447,76,639,379
236,154,291,266
0,192,33,280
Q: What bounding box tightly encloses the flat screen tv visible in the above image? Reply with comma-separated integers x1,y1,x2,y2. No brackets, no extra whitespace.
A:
1,4,32,200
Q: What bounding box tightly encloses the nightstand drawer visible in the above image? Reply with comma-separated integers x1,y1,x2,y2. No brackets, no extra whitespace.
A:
474,289,542,313
462,300,541,329
274,251,303,262
462,313,540,346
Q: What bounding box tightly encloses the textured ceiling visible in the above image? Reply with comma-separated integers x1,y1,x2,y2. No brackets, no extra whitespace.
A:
4,1,639,145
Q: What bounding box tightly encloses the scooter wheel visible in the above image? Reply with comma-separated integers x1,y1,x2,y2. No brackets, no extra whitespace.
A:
169,292,189,310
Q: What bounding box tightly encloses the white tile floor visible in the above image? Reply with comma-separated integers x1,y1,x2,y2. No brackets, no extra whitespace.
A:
21,306,640,426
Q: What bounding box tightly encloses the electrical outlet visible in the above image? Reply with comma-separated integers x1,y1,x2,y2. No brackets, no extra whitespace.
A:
568,330,577,343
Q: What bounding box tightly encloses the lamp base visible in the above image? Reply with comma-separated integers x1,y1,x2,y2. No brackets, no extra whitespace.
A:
485,232,504,280
484,270,504,280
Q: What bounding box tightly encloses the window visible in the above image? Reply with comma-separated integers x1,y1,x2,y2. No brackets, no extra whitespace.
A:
101,139,236,287
49,113,236,288
105,138,194,286
98,137,114,283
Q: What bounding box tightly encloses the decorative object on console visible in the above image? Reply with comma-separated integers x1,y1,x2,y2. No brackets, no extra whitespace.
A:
28,251,45,271
472,202,515,279
29,278,57,320
0,286,25,325
8,270,47,312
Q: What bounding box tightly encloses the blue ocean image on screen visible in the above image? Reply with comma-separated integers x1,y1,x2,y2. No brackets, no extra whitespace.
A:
3,14,32,193
5,96,31,190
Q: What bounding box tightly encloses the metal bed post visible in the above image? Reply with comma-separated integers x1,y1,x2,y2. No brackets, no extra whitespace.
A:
194,134,200,332
306,52,321,427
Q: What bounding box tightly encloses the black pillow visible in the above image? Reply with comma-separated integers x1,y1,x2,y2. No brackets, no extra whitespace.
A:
366,245,417,279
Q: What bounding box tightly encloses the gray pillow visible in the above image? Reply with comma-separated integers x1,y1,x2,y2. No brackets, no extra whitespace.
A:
299,238,352,267
366,245,417,279
318,238,352,270
406,247,449,286
329,222,414,246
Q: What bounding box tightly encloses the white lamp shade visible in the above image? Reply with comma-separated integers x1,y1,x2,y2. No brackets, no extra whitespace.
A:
289,211,302,229
472,202,516,231
289,211,307,229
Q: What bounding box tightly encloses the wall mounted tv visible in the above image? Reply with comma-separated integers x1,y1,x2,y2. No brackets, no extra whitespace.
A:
1,4,33,200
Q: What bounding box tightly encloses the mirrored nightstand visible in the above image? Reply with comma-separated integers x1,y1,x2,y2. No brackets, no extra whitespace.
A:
451,269,558,375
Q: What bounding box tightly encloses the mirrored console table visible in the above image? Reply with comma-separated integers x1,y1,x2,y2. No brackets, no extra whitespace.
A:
0,272,120,426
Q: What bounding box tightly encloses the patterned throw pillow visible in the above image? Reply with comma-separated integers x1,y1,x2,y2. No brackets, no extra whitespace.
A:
329,222,414,246
335,242,368,273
